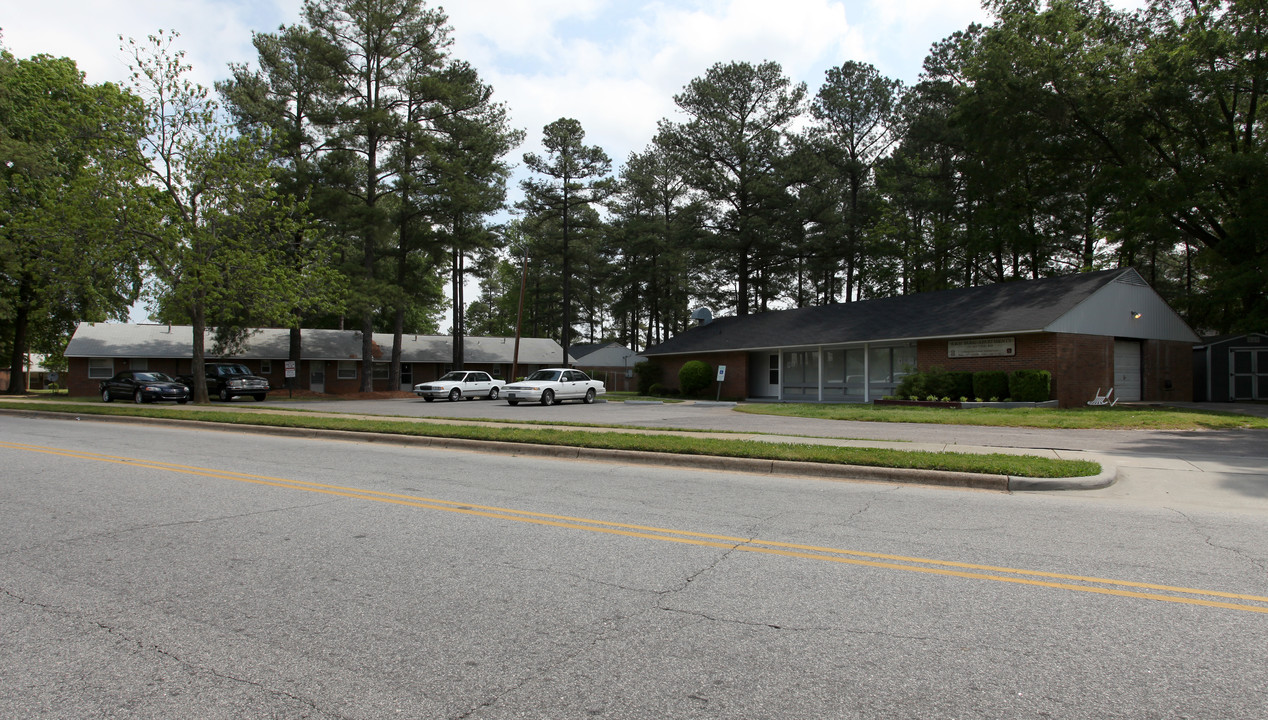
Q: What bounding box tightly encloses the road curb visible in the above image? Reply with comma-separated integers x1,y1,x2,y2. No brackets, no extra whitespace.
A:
3,407,1108,492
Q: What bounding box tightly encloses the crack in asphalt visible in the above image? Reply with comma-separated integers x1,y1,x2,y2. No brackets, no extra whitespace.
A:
1168,508,1268,574
1,586,350,719
6,500,344,557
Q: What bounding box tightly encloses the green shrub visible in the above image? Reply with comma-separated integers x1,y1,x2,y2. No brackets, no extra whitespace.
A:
973,371,1009,401
1008,369,1052,402
896,367,972,401
633,361,663,395
679,360,713,396
648,383,664,396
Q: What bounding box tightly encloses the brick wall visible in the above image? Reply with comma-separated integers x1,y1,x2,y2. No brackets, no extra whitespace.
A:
916,333,1114,407
653,351,750,399
916,333,1194,407
1143,340,1193,403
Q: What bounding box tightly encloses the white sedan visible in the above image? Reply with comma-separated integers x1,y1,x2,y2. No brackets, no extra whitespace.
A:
503,368,606,406
413,370,505,402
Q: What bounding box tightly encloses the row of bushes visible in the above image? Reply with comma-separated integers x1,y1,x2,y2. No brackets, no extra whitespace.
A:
634,360,715,397
895,368,1052,403
634,360,1052,403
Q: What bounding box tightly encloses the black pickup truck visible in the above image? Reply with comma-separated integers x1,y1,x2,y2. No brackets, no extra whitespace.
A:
177,362,271,401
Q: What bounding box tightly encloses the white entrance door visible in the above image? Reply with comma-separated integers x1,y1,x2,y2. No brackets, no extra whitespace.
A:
1114,340,1142,402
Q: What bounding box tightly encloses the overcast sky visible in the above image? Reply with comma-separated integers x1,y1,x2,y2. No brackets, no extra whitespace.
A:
4,0,1010,167
4,0,1141,327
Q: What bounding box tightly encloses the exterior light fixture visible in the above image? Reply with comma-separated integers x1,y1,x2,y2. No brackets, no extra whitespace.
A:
1131,311,1142,319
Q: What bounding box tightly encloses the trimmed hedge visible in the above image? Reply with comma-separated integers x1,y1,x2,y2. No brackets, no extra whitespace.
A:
896,367,1051,402
895,367,973,400
679,360,713,396
1008,369,1052,402
972,371,1010,401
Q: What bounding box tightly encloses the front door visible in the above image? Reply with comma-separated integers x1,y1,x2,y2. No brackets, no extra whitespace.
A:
310,365,325,394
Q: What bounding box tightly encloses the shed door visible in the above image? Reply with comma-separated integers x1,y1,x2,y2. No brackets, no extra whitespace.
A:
1230,349,1268,400
1114,340,1142,402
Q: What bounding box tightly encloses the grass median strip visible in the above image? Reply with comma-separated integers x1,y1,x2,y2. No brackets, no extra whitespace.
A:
2,401,1098,479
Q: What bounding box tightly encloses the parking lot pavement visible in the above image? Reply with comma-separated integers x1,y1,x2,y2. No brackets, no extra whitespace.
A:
258,397,1268,460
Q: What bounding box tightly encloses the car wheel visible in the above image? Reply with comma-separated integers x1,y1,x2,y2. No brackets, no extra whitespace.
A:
423,396,434,403
219,388,230,402
134,390,146,404
448,388,461,402
540,389,554,406
101,389,112,403
507,400,519,406
253,393,267,401
488,387,500,400
583,388,596,404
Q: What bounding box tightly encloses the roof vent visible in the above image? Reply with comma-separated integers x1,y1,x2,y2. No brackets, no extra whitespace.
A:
1115,268,1148,286
690,307,713,326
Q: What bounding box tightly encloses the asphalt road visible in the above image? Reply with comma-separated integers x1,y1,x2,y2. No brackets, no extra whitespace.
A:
3,415,1267,718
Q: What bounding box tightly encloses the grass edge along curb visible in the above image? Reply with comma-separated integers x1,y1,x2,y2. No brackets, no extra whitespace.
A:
0,403,1100,480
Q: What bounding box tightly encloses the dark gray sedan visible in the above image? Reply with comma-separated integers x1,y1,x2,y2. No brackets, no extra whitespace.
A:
100,371,190,404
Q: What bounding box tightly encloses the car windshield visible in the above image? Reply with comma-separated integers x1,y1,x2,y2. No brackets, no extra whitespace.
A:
135,372,174,382
525,370,561,382
437,372,466,382
222,365,251,375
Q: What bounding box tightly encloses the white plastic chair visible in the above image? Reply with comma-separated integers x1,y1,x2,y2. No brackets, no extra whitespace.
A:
1087,387,1117,406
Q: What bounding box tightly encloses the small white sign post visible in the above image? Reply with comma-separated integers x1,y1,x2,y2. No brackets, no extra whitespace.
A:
715,365,726,400
284,361,297,398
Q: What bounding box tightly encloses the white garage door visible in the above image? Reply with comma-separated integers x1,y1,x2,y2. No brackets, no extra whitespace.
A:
1114,340,1142,402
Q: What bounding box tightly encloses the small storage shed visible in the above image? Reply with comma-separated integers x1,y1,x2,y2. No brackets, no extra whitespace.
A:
1192,333,1268,402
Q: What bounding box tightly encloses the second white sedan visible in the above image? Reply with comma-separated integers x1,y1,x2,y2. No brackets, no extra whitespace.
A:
503,369,606,406
413,370,505,402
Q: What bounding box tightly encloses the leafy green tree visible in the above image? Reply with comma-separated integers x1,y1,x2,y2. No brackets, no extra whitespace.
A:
218,23,349,390
658,60,806,316
0,51,146,394
123,31,312,403
608,143,700,350
305,0,451,390
807,61,903,302
520,118,615,365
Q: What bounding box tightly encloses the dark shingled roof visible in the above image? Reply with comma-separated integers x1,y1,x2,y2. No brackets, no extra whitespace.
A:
644,269,1131,356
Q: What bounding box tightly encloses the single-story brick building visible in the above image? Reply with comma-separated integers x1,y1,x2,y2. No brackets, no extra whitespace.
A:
62,323,570,397
641,268,1200,408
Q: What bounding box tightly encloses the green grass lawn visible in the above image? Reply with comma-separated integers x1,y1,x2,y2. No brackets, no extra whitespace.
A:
736,402,1268,430
0,400,1099,479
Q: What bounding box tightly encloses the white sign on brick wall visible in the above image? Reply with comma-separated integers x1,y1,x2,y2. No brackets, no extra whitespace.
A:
948,337,1015,358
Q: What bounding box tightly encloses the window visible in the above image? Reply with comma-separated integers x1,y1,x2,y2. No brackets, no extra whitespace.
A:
88,358,113,379
337,361,357,380
129,358,148,371
261,360,272,374
782,350,819,400
373,363,389,380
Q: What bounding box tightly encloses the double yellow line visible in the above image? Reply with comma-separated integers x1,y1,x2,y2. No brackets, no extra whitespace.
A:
6,440,1268,615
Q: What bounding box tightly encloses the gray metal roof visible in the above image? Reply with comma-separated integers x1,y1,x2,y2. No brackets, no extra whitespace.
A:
644,268,1200,356
65,324,570,365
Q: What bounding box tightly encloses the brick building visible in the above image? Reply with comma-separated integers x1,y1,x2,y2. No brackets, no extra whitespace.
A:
641,269,1199,408
62,324,569,398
